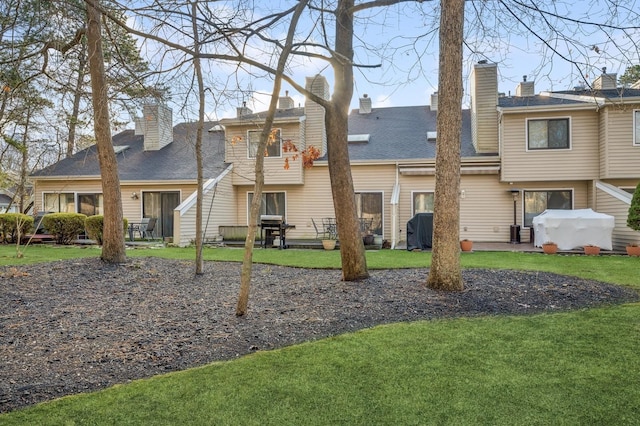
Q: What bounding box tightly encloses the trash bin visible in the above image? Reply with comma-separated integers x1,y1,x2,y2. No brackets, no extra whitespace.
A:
510,224,521,244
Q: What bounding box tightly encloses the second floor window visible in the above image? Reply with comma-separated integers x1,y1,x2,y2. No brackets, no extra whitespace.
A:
248,129,281,158
527,118,570,150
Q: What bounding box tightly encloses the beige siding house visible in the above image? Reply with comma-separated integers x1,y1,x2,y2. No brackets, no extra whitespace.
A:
30,64,640,249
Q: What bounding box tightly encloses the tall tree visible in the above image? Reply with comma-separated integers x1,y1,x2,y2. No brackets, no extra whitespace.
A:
620,65,640,87
427,0,464,291
323,0,369,280
191,0,206,275
86,0,125,262
236,0,309,316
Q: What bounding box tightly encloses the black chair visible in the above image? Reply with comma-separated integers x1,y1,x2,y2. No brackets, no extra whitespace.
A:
311,218,328,239
143,217,157,240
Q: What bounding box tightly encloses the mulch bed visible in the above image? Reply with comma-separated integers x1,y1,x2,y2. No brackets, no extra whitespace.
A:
1,256,638,413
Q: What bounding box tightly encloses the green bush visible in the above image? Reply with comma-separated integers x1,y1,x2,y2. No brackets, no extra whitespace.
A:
85,215,129,244
0,213,34,243
42,213,87,245
627,182,640,232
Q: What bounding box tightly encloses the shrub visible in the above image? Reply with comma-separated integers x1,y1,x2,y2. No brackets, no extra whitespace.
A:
42,213,87,244
85,215,129,245
0,213,34,243
627,182,640,232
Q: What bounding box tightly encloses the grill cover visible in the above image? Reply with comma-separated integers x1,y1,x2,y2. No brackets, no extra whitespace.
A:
406,213,433,250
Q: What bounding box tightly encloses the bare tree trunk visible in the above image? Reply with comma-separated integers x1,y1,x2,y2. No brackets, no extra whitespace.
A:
427,0,464,291
328,0,368,281
18,109,31,213
86,0,126,263
236,0,309,316
192,0,205,275
67,52,87,158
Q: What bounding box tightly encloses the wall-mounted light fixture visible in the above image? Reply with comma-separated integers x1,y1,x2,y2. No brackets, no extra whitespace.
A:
131,192,139,200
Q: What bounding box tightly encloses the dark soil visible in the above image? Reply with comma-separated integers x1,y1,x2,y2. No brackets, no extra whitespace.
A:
1,257,638,413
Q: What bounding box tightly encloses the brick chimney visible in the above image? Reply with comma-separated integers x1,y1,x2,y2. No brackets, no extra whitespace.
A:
305,75,329,156
140,104,173,151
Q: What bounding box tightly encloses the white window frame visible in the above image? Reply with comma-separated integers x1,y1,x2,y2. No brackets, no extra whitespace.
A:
523,189,573,228
247,191,287,223
633,110,640,146
247,128,282,159
42,192,76,213
411,190,435,215
525,117,571,151
355,191,384,236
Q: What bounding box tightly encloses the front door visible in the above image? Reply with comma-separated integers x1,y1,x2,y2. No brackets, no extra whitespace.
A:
142,191,180,238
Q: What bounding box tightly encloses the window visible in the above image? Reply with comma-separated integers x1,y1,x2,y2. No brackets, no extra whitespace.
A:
527,118,569,149
44,193,75,213
77,193,103,216
355,192,383,235
634,110,640,146
248,192,286,220
524,190,572,227
248,129,281,158
412,192,434,215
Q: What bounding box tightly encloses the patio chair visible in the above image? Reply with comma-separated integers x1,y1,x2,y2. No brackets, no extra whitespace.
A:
311,218,328,240
136,217,150,239
143,217,157,240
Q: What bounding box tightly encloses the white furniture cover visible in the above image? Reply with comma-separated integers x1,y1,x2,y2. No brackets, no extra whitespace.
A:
532,209,614,250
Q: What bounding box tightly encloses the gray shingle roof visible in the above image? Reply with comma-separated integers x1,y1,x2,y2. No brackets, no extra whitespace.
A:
498,87,640,108
346,105,478,160
498,95,588,108
31,121,228,180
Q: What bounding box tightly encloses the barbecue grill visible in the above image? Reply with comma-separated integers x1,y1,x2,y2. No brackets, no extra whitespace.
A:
260,215,291,249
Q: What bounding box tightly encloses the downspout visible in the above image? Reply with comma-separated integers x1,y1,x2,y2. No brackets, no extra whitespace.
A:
391,162,400,249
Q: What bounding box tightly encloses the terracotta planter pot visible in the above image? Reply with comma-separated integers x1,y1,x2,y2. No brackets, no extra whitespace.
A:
542,243,557,254
322,239,336,250
584,245,600,256
625,245,640,257
460,240,473,252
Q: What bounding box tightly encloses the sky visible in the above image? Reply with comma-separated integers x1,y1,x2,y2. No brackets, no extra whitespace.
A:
130,1,640,123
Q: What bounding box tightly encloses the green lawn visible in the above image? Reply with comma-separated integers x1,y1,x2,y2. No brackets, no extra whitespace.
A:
1,244,639,424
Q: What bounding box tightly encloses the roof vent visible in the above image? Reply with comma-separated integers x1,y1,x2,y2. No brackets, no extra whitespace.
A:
427,131,437,142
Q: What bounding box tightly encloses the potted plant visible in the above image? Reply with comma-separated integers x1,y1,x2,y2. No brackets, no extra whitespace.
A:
321,239,336,250
584,244,600,256
542,241,557,254
322,226,338,250
625,243,640,257
460,239,473,252
626,182,640,256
